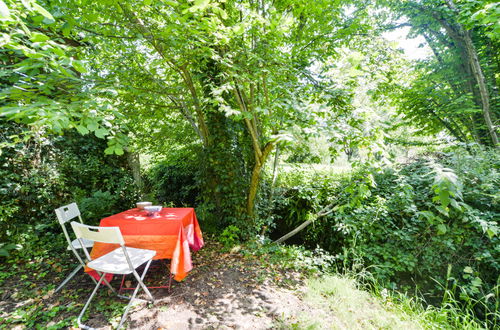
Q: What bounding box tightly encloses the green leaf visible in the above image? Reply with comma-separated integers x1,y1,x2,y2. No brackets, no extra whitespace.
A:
435,205,449,216
437,224,447,235
86,120,98,132
232,24,245,35
32,3,54,20
438,190,450,208
486,227,497,239
0,0,10,19
471,277,482,287
418,210,435,224
463,266,473,274
114,146,124,155
72,60,88,73
61,22,72,37
94,127,109,138
76,125,89,135
104,146,115,155
52,47,65,57
31,32,50,42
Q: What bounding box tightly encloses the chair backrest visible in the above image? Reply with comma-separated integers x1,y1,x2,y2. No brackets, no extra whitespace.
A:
71,222,125,245
55,203,82,225
71,222,131,267
55,203,84,247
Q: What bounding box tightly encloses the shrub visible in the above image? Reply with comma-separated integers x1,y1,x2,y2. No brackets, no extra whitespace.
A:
0,122,139,254
146,159,199,207
271,148,499,323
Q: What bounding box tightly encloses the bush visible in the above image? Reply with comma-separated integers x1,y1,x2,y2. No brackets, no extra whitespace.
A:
271,148,499,323
146,159,199,207
0,122,139,254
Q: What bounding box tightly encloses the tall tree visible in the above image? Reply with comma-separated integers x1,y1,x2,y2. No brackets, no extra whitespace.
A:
51,0,365,229
379,0,499,146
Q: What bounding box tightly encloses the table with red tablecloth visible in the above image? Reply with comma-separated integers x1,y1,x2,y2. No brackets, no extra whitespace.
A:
85,207,204,281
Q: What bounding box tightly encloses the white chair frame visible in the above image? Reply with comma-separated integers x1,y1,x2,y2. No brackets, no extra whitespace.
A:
54,203,98,292
71,221,156,329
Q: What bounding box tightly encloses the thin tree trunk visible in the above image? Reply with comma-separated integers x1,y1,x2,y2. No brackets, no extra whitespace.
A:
261,146,281,235
443,0,499,146
271,145,280,188
462,30,499,146
126,151,143,193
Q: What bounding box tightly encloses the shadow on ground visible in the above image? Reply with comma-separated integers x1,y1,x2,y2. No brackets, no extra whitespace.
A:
1,241,323,329
125,241,311,329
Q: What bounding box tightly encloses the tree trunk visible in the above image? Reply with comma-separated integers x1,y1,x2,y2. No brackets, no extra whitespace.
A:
462,30,499,146
126,151,143,193
261,146,281,235
274,204,335,243
271,145,280,188
247,142,275,216
442,0,499,146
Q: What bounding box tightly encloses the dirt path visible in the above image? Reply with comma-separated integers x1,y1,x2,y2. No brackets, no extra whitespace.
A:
0,240,336,329
88,241,335,329
1,241,416,329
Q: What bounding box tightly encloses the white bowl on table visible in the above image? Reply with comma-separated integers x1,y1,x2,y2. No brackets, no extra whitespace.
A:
144,205,162,216
136,202,152,209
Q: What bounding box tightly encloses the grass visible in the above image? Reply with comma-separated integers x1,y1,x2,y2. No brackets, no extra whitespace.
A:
274,273,495,329
251,241,496,330
292,275,421,329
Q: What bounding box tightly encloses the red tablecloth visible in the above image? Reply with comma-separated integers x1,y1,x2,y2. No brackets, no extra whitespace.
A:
85,208,204,281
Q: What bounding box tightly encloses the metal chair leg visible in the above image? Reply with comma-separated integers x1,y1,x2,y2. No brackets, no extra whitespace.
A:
132,261,154,302
77,272,107,329
119,259,172,292
117,260,154,329
55,264,83,293
95,271,116,293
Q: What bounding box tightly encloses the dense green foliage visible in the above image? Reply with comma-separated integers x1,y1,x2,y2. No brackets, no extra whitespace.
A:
1,0,498,327
378,0,500,146
0,121,138,255
271,148,499,321
146,155,199,208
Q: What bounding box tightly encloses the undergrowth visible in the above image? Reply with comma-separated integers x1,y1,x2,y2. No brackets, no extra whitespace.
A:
240,238,498,329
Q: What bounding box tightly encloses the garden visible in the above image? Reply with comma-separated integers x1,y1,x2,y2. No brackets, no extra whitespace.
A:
1,0,499,329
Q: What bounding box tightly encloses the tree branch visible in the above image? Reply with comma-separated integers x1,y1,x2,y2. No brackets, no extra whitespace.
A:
274,203,336,243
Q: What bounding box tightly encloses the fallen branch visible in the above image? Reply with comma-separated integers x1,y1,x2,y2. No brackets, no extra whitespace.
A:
274,203,336,243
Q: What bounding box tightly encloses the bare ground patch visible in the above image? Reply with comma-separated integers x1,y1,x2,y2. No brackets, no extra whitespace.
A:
0,240,338,329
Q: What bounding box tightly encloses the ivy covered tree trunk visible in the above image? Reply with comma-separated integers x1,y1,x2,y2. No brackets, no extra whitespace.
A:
198,58,254,226
200,110,251,225
246,142,275,216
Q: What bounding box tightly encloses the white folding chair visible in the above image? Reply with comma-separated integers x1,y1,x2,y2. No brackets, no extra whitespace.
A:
71,221,156,329
54,203,96,292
